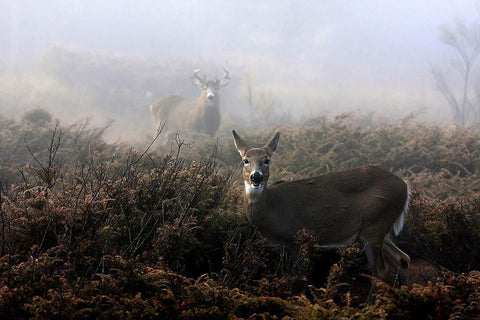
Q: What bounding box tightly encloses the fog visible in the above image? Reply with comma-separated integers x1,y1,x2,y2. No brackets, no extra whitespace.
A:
1,0,479,143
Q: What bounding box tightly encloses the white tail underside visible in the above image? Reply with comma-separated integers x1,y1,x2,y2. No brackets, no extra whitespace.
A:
393,182,410,236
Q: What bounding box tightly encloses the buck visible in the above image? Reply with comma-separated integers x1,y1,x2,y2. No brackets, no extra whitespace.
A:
150,68,229,149
232,130,410,279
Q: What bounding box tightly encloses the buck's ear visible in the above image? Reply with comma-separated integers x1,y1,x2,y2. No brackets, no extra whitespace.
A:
232,130,249,157
264,132,279,156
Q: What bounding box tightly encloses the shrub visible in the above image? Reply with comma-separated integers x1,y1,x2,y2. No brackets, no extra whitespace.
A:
403,193,480,273
1,112,480,318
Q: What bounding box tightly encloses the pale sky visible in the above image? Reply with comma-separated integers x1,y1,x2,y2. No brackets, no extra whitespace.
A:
3,1,478,65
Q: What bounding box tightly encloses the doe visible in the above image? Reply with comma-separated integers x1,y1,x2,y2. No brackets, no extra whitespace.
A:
232,130,410,279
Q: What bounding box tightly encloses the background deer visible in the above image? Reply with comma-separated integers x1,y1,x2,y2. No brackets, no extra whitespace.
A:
232,130,410,279
150,68,229,150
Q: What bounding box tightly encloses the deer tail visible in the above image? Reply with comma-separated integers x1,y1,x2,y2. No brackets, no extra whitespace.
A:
393,181,410,236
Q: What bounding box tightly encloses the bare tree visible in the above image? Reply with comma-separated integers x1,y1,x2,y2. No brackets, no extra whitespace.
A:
432,18,480,128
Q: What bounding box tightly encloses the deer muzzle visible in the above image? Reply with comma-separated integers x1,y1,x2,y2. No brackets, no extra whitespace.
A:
207,92,215,101
250,172,263,187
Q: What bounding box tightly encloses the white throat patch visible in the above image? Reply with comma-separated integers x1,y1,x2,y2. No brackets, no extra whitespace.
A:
244,181,264,204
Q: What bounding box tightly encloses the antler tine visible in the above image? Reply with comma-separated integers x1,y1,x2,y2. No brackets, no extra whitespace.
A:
216,67,230,84
193,69,204,83
222,67,230,80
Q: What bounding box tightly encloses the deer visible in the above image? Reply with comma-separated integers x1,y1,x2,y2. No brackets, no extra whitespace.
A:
150,68,230,150
232,130,410,280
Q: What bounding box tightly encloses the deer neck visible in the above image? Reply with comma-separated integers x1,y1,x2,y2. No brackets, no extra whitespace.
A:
191,98,220,134
243,181,268,225
201,101,219,116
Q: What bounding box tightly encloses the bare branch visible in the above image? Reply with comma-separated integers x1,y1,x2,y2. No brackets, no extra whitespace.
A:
433,17,480,128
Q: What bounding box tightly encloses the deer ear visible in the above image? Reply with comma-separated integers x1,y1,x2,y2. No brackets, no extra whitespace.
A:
232,130,249,157
264,132,279,156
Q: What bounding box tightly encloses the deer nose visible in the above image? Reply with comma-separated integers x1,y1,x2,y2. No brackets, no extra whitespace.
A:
250,172,263,185
207,92,215,100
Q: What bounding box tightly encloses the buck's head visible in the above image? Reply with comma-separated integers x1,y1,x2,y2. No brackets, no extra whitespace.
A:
192,68,229,107
233,130,279,200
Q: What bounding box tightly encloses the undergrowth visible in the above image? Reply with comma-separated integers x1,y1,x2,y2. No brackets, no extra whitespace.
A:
0,110,479,319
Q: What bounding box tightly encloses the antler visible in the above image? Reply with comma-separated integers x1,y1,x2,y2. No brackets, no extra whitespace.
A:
221,67,229,81
216,67,230,87
193,69,206,84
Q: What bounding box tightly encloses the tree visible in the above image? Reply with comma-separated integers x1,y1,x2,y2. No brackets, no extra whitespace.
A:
432,18,480,128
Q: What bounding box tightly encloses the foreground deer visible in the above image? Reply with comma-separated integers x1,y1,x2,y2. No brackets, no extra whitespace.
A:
150,68,229,149
232,130,410,279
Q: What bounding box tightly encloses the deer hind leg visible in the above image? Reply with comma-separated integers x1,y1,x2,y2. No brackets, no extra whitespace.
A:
382,236,410,286
383,235,410,269
361,236,388,279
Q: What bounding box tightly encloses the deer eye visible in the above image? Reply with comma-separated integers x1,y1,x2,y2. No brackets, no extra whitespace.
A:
263,159,270,165
243,159,250,165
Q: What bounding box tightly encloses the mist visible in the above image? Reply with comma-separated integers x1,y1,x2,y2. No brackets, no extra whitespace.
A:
2,0,480,143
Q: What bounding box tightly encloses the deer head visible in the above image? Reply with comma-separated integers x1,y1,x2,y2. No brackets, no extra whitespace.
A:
233,130,279,202
192,68,229,106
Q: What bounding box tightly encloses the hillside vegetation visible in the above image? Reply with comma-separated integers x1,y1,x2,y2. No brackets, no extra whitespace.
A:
0,110,479,319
